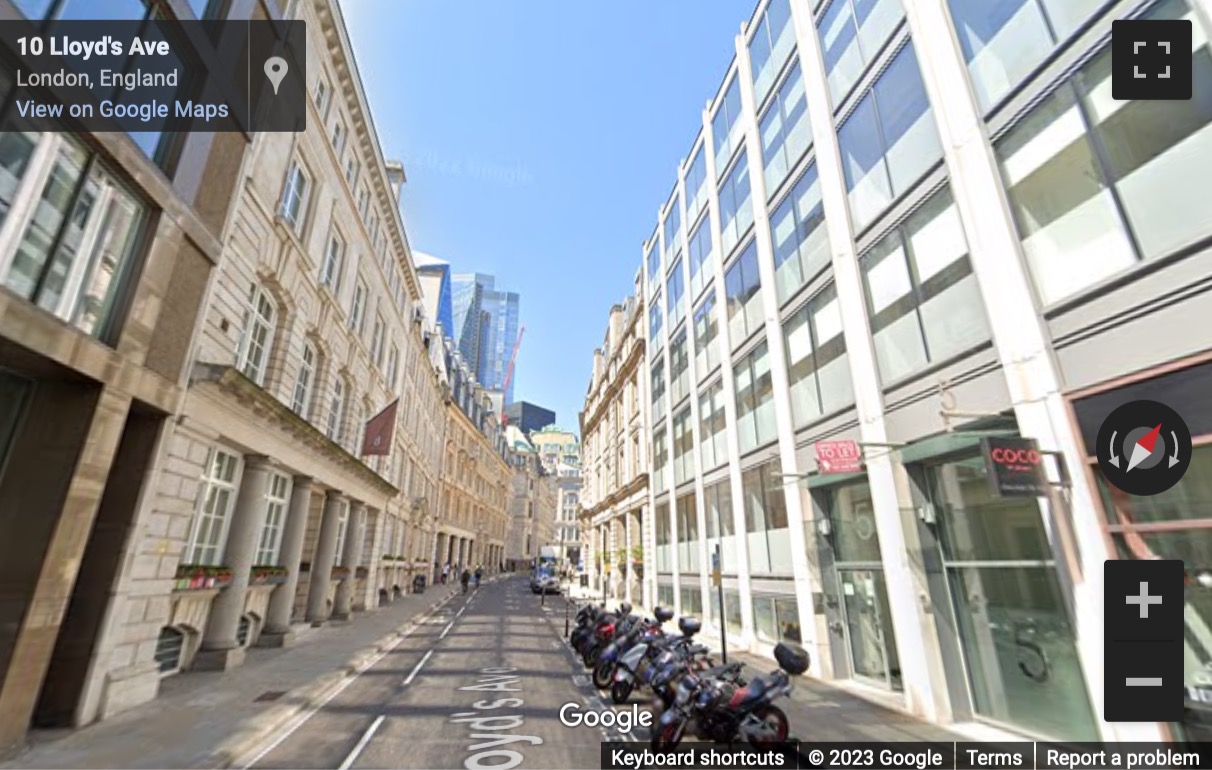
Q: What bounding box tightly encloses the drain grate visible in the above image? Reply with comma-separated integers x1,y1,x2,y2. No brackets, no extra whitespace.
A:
254,690,287,702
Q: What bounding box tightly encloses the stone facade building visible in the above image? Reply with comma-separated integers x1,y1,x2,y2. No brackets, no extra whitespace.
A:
530,426,583,566
504,426,558,569
580,274,650,606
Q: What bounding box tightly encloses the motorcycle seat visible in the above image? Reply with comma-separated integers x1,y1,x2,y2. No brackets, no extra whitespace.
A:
726,675,769,708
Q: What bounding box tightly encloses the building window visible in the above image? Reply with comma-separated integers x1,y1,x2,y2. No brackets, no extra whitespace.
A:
256,472,291,565
185,448,242,566
649,294,664,348
685,147,709,226
687,214,714,302
769,165,829,305
712,77,745,178
279,160,311,232
785,282,852,427
670,328,690,405
742,458,791,574
653,428,669,494
320,232,345,294
350,279,367,335
154,626,185,674
331,117,346,156
387,344,400,389
651,359,667,425
370,313,386,367
666,258,686,330
327,377,345,441
345,155,360,188
333,501,349,565
759,61,812,197
861,186,989,384
292,342,316,417
718,152,755,256
724,240,764,348
676,491,700,570
236,286,276,386
995,0,1212,305
646,239,661,288
693,293,720,381
357,185,370,220
698,380,728,471
818,0,906,105
749,0,796,106
655,500,672,572
663,195,682,265
673,407,695,487
0,134,149,340
734,340,776,454
839,43,942,232
704,478,738,572
352,403,366,455
314,74,330,119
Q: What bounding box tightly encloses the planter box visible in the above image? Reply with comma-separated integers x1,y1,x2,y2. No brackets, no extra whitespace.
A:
173,575,231,592
251,574,288,586
331,568,351,580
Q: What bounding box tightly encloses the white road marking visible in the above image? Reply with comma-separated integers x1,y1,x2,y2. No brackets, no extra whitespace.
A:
402,649,434,685
337,715,384,770
439,621,455,639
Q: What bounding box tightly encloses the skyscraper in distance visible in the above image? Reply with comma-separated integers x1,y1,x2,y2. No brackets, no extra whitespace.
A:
451,273,521,404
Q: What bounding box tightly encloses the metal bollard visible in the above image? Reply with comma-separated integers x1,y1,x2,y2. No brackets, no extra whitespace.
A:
565,599,571,637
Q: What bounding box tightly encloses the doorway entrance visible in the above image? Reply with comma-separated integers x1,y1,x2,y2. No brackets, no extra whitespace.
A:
837,568,901,689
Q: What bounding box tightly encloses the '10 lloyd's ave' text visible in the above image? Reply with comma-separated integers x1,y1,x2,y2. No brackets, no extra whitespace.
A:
17,35,173,59
15,98,227,122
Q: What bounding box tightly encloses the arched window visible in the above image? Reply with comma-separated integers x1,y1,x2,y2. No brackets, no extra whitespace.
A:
237,285,276,386
155,626,186,673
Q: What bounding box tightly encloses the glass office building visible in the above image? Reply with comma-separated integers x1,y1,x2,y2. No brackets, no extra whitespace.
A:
640,0,1212,744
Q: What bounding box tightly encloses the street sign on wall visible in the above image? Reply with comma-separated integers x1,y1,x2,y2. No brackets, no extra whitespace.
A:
814,440,862,474
981,437,1049,497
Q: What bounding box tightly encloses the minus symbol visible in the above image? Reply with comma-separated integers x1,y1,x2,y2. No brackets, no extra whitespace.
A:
1125,678,1163,686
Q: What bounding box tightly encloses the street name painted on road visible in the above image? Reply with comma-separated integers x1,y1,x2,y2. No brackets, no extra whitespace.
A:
450,666,543,770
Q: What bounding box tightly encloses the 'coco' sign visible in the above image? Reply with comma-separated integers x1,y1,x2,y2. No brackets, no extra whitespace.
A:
981,437,1049,497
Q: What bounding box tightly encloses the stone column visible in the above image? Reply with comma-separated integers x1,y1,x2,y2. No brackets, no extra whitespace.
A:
195,455,273,671
333,500,366,620
306,490,346,625
355,506,377,612
260,475,314,647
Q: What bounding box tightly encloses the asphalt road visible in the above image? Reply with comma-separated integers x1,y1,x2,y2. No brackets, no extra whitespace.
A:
241,575,641,770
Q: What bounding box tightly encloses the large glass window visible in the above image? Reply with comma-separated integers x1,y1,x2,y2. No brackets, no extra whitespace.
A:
667,259,686,330
693,294,721,382
646,239,661,288
185,449,241,566
676,491,701,571
742,458,792,574
861,186,989,384
838,43,942,231
651,359,667,425
996,0,1212,305
750,0,797,106
350,279,367,335
734,340,776,454
719,152,755,256
785,282,853,427
0,135,149,340
819,0,906,105
698,380,728,471
673,408,696,487
688,215,714,301
649,295,664,350
237,286,276,386
292,342,315,417
712,77,745,177
326,377,345,441
656,500,673,573
754,594,803,644
279,160,310,232
704,479,738,573
759,62,813,197
255,473,291,566
664,196,682,265
670,328,690,405
320,231,345,294
769,164,829,304
653,427,669,493
724,240,764,347
946,0,1055,111
686,148,709,226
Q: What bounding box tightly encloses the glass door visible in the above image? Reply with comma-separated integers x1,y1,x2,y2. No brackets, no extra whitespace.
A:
838,568,901,688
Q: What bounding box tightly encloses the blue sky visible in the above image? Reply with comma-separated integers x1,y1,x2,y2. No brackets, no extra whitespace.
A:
343,1,755,435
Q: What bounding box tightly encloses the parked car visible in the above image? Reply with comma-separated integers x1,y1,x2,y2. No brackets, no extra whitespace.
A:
530,569,560,594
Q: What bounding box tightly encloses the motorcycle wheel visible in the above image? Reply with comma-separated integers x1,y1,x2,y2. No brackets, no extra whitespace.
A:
746,704,790,747
582,645,596,667
593,661,615,690
611,680,633,704
651,720,684,751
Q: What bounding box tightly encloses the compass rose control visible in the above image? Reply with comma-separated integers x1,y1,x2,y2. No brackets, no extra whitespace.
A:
1095,399,1192,496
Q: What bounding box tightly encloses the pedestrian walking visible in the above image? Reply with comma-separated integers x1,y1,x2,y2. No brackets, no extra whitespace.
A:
460,568,471,594
474,565,483,589
441,562,450,585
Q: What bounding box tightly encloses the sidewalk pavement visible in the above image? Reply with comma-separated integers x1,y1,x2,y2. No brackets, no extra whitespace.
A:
2,581,473,770
560,583,962,743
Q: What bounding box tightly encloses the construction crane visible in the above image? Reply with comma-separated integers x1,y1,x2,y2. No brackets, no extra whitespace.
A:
500,326,525,426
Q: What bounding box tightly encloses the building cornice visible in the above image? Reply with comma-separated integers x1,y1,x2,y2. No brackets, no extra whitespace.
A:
582,336,645,436
580,472,649,520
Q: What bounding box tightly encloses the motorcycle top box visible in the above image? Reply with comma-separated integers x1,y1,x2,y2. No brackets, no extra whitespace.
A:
678,617,701,636
773,642,810,675
654,606,674,623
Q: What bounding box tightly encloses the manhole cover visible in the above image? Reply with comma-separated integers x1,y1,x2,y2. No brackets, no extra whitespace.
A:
254,691,287,702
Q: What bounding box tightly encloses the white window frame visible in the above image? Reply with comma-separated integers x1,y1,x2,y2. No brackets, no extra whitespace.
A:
350,278,367,334
320,231,345,294
353,403,366,455
255,472,292,565
236,285,276,386
345,155,359,188
357,185,369,219
331,116,346,156
370,313,385,367
279,160,311,233
387,343,399,389
327,376,345,441
313,74,330,118
292,342,316,417
333,500,350,566
184,448,243,566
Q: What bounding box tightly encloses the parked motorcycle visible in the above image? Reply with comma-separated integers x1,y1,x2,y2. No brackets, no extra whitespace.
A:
593,612,650,688
582,603,631,668
651,641,809,750
611,606,674,702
